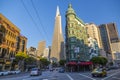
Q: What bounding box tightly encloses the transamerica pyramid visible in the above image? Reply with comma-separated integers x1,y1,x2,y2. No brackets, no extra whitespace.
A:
50,6,65,63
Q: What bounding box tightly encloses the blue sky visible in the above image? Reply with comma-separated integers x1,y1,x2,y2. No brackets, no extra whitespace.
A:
0,0,120,48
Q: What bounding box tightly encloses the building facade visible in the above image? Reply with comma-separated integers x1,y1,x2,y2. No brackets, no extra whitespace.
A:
27,47,37,58
99,23,120,63
50,6,65,63
16,35,27,53
43,48,50,61
0,13,27,71
65,4,89,62
111,42,120,65
86,23,106,58
86,23,102,48
37,41,46,57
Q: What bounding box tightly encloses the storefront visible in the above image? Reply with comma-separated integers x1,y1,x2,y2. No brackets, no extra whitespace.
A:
0,58,5,71
0,58,11,71
66,61,93,72
66,62,77,72
5,59,11,70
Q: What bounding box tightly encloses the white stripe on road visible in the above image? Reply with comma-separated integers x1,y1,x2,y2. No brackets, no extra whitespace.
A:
102,71,120,80
79,74,96,80
42,79,48,80
66,74,74,80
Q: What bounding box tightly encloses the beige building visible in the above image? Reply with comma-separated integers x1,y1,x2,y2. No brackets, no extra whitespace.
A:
86,23,102,48
50,6,65,62
27,47,36,58
37,41,46,57
43,48,50,60
99,23,120,63
85,23,107,58
111,42,120,60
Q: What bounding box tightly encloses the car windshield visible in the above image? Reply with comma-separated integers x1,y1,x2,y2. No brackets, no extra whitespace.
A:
95,68,102,71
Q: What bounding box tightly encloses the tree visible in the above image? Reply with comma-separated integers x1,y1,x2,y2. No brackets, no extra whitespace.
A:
13,52,28,71
15,52,28,62
90,56,108,66
52,62,57,67
59,60,66,66
39,57,50,69
24,56,36,65
24,56,37,70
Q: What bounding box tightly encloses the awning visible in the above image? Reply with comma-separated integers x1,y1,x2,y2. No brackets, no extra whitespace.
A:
78,62,92,65
67,62,77,66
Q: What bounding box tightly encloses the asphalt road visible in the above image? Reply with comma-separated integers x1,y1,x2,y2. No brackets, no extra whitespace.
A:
0,69,120,80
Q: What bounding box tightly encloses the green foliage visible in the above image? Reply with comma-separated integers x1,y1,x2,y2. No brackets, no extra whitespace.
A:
25,56,36,65
15,52,28,62
12,52,28,70
59,60,66,66
90,56,108,66
39,57,50,67
52,62,58,67
14,52,28,63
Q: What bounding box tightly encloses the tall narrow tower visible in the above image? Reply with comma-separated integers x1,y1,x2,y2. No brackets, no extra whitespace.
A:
50,6,64,62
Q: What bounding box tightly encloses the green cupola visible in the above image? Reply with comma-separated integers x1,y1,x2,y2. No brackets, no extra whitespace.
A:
66,4,76,16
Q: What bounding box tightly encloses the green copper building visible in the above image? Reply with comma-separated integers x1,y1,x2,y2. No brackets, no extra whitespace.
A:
65,4,89,62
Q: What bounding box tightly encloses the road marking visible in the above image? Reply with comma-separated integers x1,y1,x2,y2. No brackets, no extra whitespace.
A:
66,74,74,80
102,71,120,80
43,79,48,80
112,77,120,80
79,74,96,80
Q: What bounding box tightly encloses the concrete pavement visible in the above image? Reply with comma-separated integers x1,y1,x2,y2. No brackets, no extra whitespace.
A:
0,69,120,80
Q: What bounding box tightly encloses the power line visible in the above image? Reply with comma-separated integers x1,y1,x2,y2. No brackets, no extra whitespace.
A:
21,0,45,39
30,0,49,40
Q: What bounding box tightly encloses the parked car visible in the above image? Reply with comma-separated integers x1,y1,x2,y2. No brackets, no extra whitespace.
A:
30,68,42,76
14,70,21,74
8,70,21,75
0,72,3,76
8,71,15,75
91,68,107,77
0,71,9,76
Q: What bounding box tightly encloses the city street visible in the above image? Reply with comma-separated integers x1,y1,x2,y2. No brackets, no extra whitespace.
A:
0,69,120,80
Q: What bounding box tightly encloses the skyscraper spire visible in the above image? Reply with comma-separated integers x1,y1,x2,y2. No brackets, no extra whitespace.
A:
56,6,60,17
50,6,65,63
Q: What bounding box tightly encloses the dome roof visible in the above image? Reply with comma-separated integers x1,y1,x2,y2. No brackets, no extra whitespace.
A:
66,4,76,16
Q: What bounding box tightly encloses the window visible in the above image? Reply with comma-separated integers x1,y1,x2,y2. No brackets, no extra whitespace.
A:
72,31,74,34
71,45,75,49
70,37,75,42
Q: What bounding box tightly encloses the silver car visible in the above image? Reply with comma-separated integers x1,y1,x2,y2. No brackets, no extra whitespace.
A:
30,68,42,76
